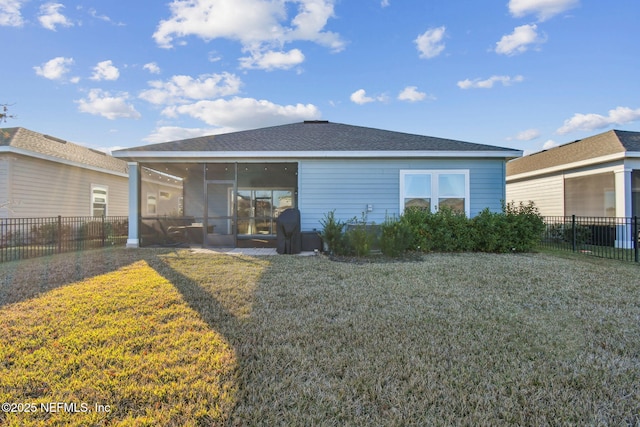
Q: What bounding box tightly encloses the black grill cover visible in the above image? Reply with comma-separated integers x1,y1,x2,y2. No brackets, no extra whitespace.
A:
276,208,301,254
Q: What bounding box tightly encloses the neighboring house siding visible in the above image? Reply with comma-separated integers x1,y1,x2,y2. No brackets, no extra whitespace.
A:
506,175,564,217
298,158,506,232
8,154,128,217
0,156,9,218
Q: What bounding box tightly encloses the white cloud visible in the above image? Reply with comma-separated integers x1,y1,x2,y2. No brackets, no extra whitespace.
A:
381,0,390,7
162,97,321,129
33,56,75,81
457,75,524,89
38,2,73,31
152,0,344,70
397,86,428,102
90,60,120,81
76,89,141,120
508,128,541,141
139,72,242,105
350,89,388,105
87,8,124,26
239,48,305,71
495,24,545,55
0,0,26,26
143,62,161,74
542,139,559,149
557,106,640,134
508,0,579,21
415,26,446,59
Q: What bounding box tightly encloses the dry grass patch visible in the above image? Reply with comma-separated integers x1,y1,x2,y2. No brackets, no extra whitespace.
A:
231,253,640,425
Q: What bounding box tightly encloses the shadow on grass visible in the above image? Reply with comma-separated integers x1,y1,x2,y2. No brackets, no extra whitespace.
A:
143,251,272,423
0,247,178,308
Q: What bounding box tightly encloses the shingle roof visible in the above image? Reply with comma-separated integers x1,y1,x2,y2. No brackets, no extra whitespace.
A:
0,127,128,174
506,129,640,177
118,121,517,154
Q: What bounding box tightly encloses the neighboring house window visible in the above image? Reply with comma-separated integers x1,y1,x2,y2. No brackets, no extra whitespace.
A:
564,173,615,217
91,185,108,217
147,193,157,215
400,170,470,216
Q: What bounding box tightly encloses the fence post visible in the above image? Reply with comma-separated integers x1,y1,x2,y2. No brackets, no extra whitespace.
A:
571,215,576,252
101,215,106,247
635,216,638,263
57,215,62,254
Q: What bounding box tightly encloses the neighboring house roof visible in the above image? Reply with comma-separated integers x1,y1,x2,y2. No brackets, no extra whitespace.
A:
114,121,521,160
507,129,640,178
0,127,128,175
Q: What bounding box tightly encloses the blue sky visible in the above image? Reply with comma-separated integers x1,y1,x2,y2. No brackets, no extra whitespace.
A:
1,0,639,155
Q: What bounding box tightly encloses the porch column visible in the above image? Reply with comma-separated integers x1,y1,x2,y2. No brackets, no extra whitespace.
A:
614,168,633,248
126,162,140,248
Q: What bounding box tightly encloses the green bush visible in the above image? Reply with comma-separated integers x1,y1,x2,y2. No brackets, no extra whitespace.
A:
321,202,545,257
380,216,414,257
503,201,546,252
319,210,347,255
471,208,510,253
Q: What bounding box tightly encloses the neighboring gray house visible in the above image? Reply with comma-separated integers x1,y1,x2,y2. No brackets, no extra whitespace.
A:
0,127,182,219
113,121,521,248
506,130,640,219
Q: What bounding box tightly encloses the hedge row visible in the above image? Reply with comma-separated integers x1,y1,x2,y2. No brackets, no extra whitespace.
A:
320,202,545,257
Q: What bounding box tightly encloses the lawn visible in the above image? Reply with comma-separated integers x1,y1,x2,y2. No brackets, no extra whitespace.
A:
1,248,639,425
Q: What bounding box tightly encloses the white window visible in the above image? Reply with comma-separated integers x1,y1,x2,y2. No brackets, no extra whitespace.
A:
400,170,470,217
147,193,157,215
91,185,108,217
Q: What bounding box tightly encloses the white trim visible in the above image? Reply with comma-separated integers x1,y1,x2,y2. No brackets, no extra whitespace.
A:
400,169,471,217
113,149,522,161
91,184,109,217
0,146,128,177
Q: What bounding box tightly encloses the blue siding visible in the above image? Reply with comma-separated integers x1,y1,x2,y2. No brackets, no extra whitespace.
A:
298,158,506,232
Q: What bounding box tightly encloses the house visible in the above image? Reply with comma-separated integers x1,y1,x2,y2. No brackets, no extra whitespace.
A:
0,127,182,219
113,121,522,248
506,129,640,219
506,129,640,248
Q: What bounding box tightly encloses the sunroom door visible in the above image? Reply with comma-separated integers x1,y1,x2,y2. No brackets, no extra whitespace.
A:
205,181,235,247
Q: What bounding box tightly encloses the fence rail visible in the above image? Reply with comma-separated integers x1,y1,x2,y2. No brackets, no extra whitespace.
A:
0,216,128,263
541,216,639,263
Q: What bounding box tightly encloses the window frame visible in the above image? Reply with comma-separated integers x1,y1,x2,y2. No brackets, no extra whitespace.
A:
399,170,470,217
91,184,109,217
147,192,158,215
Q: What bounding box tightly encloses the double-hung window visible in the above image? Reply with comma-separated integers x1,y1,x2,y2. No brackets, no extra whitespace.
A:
91,185,108,217
400,170,470,217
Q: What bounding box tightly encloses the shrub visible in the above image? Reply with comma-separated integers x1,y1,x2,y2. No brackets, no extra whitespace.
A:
401,207,430,251
503,201,546,252
471,208,510,253
344,213,377,257
472,202,545,253
319,210,346,255
380,215,413,257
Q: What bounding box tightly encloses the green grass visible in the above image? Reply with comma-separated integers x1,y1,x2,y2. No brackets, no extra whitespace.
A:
1,248,639,425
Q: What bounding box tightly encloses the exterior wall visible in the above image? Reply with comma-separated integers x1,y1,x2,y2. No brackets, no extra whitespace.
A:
0,155,9,218
298,158,506,232
141,178,183,217
4,154,128,217
506,174,564,217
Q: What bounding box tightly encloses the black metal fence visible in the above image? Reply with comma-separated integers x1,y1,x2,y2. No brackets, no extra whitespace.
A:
0,216,128,263
541,216,639,263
